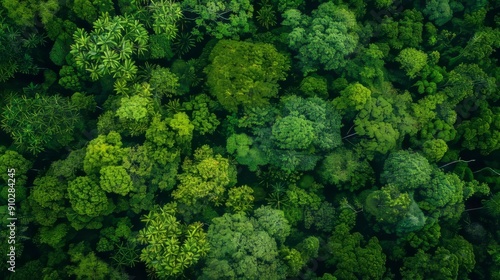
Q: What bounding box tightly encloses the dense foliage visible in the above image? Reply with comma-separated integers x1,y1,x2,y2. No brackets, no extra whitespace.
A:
0,0,499,279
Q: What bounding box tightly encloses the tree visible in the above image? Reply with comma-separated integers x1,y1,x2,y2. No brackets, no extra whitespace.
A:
345,44,387,87
70,12,148,81
200,209,289,280
379,9,424,50
400,243,473,280
272,115,315,150
483,192,500,218
422,139,448,162
0,149,31,188
137,203,210,278
404,218,441,251
1,94,81,154
226,133,268,171
148,0,182,39
115,85,154,136
70,0,114,23
148,33,174,59
333,83,372,114
417,170,464,218
457,105,500,155
318,147,374,192
299,74,328,98
181,0,253,39
1,0,59,27
349,85,418,158
37,224,69,249
67,176,111,218
243,95,341,172
0,19,44,81
205,39,290,112
280,96,342,151
282,2,359,74
148,66,180,99
381,150,432,191
304,201,336,232
396,48,428,78
253,206,291,244
67,250,121,280
281,184,322,226
169,112,194,139
183,94,220,135
364,185,412,226
256,2,276,30
28,176,67,226
172,145,237,206
327,224,386,280
423,0,453,26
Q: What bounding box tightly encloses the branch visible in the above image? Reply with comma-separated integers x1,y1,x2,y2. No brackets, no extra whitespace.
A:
438,158,475,169
345,124,355,136
464,207,483,212
342,132,357,140
473,167,500,176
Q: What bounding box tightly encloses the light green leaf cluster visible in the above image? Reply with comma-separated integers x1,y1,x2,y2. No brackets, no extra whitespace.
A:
422,139,448,162
225,185,254,213
0,149,31,186
149,0,182,39
83,131,129,175
99,166,134,196
396,48,428,78
169,112,194,137
173,145,237,206
364,184,412,225
333,83,372,113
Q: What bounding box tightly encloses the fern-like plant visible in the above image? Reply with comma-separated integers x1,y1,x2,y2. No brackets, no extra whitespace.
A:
256,2,276,29
174,32,195,56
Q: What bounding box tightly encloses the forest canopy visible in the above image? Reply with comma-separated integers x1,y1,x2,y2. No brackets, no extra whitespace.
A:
0,0,499,279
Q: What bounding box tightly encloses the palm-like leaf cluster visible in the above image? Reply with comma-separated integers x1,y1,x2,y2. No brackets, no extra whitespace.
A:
70,13,149,81
137,203,210,278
